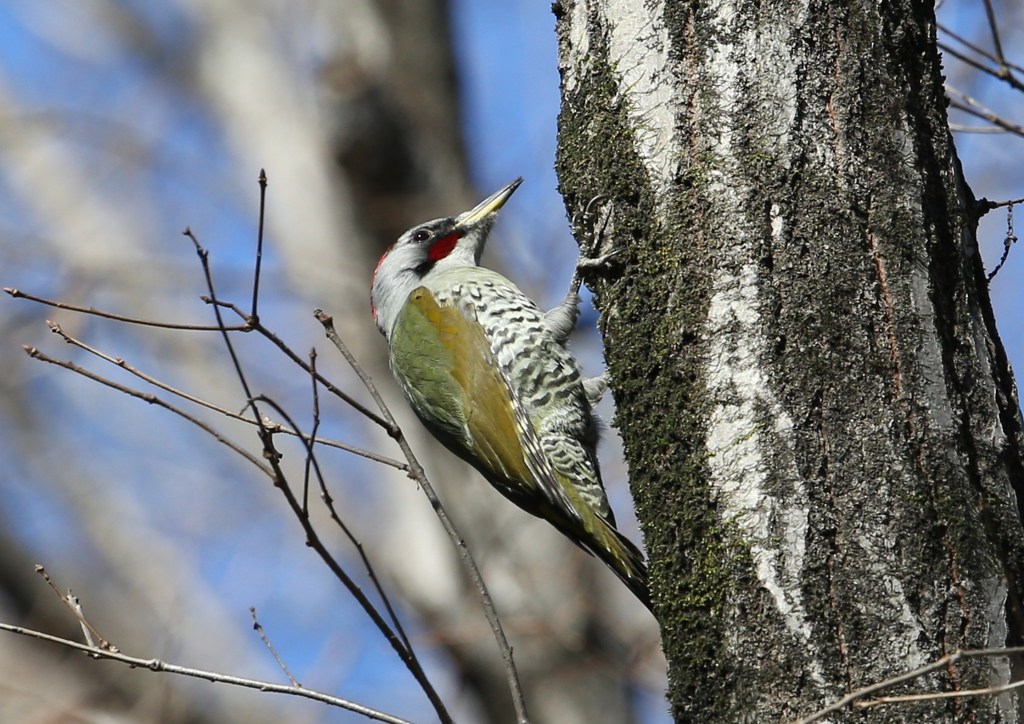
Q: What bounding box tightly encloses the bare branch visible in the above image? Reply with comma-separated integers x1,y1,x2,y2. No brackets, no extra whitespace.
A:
946,85,1024,138
36,565,116,653
303,347,321,513
247,395,453,723
251,169,268,320
984,196,1024,211
250,607,300,688
4,287,249,331
45,320,407,469
937,21,1024,75
179,225,454,721
314,309,530,724
0,621,412,724
982,0,1008,73
207,297,392,430
184,227,261,420
22,345,272,475
854,677,1024,710
938,40,1024,94
948,124,1006,133
293,361,418,656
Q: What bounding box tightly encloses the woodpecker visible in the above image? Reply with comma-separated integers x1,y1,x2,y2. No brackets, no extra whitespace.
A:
370,178,650,609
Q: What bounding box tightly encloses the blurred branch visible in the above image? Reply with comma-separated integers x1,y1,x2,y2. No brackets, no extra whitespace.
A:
946,85,1024,138
938,11,1024,93
982,0,1008,76
948,124,1005,133
938,36,1024,94
250,607,299,688
0,621,412,724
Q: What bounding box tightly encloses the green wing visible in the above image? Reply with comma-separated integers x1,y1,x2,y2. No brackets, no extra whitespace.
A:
390,287,537,492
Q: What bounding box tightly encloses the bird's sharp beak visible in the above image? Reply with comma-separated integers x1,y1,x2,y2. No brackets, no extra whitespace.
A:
455,177,523,230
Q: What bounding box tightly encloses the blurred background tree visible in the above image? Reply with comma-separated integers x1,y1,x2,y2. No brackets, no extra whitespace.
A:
0,1,1020,722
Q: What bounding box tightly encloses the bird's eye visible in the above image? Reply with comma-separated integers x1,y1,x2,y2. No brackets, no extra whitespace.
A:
413,229,430,242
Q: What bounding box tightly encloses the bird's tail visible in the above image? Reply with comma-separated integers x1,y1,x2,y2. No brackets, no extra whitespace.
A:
588,516,652,611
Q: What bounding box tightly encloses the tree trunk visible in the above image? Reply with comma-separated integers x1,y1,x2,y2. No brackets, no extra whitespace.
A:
555,1,1024,721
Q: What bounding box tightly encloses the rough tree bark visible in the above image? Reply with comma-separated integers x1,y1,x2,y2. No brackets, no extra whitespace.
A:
556,1,1024,721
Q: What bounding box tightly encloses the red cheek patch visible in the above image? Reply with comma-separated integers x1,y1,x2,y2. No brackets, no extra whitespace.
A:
428,231,462,261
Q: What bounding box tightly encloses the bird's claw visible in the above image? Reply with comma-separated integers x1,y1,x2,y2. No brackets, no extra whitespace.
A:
576,249,622,273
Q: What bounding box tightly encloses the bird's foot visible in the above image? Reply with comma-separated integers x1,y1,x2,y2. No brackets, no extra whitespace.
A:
568,193,617,294
583,372,609,405
576,249,622,273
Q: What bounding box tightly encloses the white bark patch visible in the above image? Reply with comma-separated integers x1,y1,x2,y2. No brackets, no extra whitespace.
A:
562,0,590,94
855,533,925,664
707,2,738,162
982,576,1017,717
704,260,823,684
601,0,679,194
908,241,955,433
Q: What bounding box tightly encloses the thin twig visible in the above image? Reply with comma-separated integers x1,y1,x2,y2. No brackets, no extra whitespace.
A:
946,86,1024,138
250,607,300,687
948,124,1006,134
45,316,405,469
0,621,411,724
18,226,448,719
938,41,1024,93
209,297,390,429
854,677,1024,710
255,394,418,664
793,646,1024,723
982,0,1007,73
251,169,268,321
184,228,261,420
4,287,249,331
248,395,452,723
984,196,1024,211
938,23,1024,76
314,309,529,724
36,566,115,652
22,345,272,475
303,348,320,513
